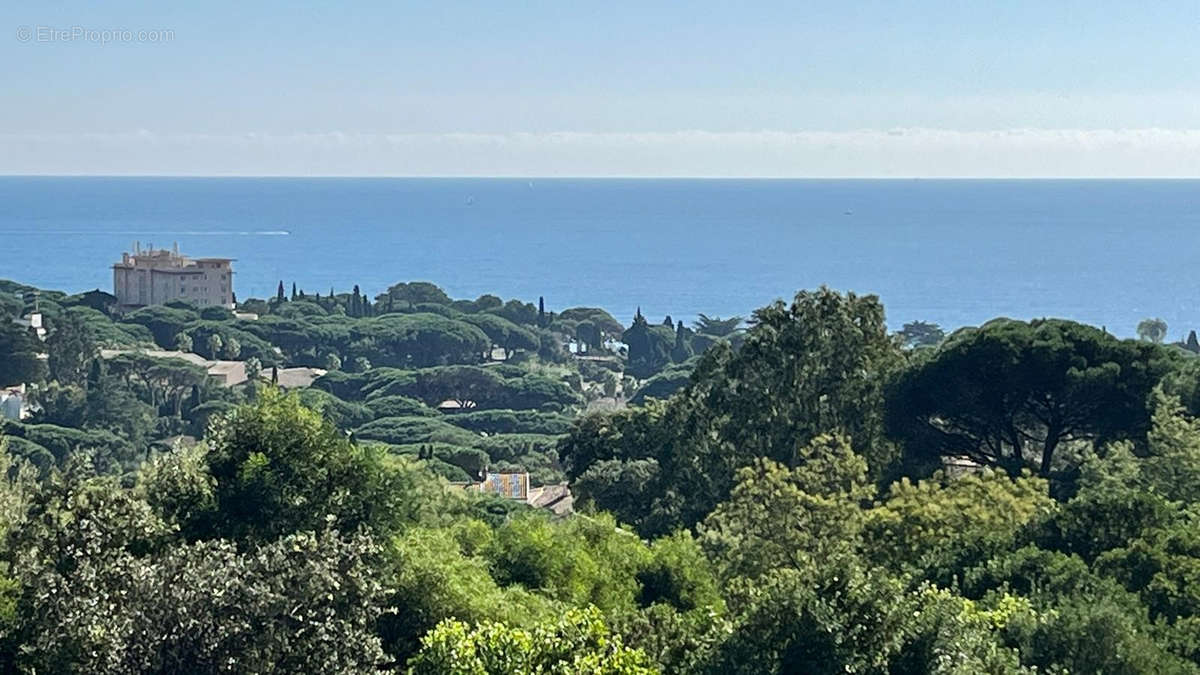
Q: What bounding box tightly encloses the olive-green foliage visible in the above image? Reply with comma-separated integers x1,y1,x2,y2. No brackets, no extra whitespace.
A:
185,399,236,436
358,368,420,400
420,457,472,482
711,565,914,675
0,436,54,471
390,443,491,478
381,521,560,661
311,368,373,400
1002,591,1195,674
196,389,439,542
0,420,131,469
476,433,561,461
487,299,540,327
272,300,326,318
447,409,573,435
629,359,696,405
0,320,46,387
462,313,540,358
699,434,872,582
366,394,439,419
558,307,624,336
122,304,198,347
379,281,452,307
181,321,278,364
863,469,1054,582
606,604,732,675
563,288,903,537
10,486,388,673
295,387,374,428
355,415,481,447
636,531,723,612
559,401,671,534
316,365,581,416
13,278,1200,674
352,313,490,367
488,511,649,608
409,607,656,675
889,589,1030,675
62,306,151,347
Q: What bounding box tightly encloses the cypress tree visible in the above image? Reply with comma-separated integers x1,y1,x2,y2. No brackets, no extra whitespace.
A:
358,286,371,316
671,322,694,363
538,296,546,326
291,282,297,301
276,281,286,302
87,358,104,391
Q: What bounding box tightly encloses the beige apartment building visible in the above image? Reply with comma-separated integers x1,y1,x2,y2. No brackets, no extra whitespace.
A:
112,244,235,309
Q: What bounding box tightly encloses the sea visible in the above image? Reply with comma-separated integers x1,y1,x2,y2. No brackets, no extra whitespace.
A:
1,177,1198,338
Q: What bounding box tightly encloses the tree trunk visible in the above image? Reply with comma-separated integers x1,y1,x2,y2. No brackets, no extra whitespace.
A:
1039,429,1059,477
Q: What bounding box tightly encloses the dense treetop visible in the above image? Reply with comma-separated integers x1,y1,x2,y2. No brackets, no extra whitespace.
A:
3,277,1200,672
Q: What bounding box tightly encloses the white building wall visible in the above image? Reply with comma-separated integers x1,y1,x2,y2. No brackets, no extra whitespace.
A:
113,250,234,308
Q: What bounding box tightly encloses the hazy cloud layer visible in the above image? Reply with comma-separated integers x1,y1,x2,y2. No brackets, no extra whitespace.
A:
3,128,1199,177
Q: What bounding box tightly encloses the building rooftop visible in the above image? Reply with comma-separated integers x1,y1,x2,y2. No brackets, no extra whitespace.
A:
259,366,327,389
99,349,247,386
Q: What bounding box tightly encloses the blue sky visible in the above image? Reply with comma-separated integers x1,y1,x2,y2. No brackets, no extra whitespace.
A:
3,1,1199,176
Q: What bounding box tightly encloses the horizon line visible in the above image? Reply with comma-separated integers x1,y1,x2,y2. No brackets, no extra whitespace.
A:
3,174,1200,180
